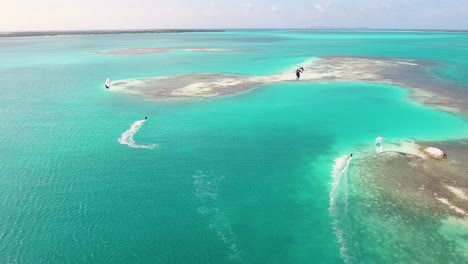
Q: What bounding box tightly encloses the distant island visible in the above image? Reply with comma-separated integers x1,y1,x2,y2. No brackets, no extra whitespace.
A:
304,26,468,32
3,28,468,38
0,29,224,38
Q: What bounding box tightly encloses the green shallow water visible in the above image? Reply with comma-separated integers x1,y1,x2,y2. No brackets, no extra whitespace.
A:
1,30,468,263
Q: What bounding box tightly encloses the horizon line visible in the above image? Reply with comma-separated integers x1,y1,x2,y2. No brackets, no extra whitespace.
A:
1,28,468,38
2,27,468,33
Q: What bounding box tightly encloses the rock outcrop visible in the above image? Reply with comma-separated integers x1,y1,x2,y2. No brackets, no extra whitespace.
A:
423,147,446,160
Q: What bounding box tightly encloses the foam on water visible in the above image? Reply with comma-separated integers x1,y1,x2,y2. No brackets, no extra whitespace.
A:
330,155,352,213
193,170,243,262
329,155,353,263
118,119,156,149
397,61,418,66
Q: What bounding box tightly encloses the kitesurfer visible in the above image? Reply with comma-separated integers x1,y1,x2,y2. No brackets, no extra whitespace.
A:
375,136,384,154
296,69,301,80
105,78,111,89
145,116,147,120
296,67,304,80
350,154,353,158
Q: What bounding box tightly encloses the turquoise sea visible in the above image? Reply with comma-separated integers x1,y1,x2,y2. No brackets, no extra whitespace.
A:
1,30,468,263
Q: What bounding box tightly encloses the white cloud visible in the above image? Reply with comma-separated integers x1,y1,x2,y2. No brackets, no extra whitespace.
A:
271,5,278,12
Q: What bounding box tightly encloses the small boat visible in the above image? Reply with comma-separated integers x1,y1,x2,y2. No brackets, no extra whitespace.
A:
105,78,111,89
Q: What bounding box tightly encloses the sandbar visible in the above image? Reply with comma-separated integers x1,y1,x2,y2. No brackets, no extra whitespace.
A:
93,48,171,54
92,47,239,55
111,56,468,114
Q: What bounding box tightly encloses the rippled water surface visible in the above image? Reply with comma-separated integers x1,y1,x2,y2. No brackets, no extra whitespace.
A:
1,30,468,263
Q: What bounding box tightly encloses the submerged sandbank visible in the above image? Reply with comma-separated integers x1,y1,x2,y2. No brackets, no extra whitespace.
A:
92,47,238,55
336,139,468,263
348,139,468,260
353,139,468,219
111,56,468,114
94,48,171,54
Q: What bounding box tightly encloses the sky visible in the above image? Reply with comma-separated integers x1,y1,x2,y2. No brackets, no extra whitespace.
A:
1,0,468,31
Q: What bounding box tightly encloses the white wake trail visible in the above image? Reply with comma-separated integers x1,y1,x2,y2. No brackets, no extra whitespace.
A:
329,155,353,263
329,155,352,213
193,171,243,262
118,119,156,149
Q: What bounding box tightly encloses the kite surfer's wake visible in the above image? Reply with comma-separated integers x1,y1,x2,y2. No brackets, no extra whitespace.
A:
330,154,352,213
329,154,353,263
118,119,156,149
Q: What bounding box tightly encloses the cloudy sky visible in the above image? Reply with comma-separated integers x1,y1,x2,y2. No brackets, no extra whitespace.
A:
1,0,468,31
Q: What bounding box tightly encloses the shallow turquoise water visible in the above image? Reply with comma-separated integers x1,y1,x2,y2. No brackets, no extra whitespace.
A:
1,30,468,263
